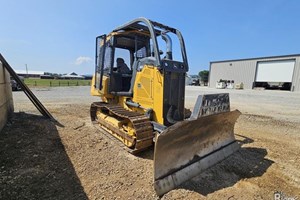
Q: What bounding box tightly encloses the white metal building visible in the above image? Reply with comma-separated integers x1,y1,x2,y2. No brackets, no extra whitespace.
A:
209,54,300,92
15,70,45,78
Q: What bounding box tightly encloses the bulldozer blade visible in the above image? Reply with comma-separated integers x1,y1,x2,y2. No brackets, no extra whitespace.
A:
153,110,241,196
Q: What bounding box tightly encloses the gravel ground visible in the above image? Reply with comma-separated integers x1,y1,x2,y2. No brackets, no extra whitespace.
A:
0,86,299,199
12,86,300,123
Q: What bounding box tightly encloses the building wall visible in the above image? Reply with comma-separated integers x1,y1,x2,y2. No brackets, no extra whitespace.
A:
209,55,300,91
17,73,41,78
293,57,300,92
0,61,14,132
209,60,256,89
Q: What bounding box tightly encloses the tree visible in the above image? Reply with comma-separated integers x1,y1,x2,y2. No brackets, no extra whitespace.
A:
198,70,209,85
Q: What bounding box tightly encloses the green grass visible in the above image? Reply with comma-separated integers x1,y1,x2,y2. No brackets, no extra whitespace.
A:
24,78,91,87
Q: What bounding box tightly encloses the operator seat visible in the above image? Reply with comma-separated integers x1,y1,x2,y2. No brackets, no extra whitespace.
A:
116,58,130,73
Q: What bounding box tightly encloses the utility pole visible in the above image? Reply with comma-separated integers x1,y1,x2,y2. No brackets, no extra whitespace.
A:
25,64,28,78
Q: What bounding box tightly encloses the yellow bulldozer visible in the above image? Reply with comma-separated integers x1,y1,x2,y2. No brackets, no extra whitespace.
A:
90,17,241,196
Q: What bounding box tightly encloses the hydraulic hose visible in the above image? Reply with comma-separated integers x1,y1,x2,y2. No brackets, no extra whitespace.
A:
166,105,178,124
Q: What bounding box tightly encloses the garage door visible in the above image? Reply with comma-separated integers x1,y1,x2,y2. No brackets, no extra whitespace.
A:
256,60,295,82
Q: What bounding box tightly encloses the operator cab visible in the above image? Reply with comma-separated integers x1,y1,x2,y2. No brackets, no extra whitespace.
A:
96,32,152,96
95,18,188,99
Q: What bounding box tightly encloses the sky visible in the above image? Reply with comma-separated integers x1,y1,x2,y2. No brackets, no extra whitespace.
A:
1,0,300,75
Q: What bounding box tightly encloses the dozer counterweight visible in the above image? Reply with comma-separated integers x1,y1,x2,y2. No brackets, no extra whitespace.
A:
90,17,241,196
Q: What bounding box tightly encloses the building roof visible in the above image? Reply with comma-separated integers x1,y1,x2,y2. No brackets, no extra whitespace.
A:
15,70,45,75
61,72,84,79
210,53,300,64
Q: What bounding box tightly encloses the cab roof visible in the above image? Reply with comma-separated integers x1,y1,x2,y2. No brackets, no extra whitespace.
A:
112,17,177,36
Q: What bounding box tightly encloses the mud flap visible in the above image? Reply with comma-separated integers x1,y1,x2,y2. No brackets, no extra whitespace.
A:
153,110,241,196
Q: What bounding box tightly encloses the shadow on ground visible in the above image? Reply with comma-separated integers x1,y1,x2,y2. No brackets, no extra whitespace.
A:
136,147,154,160
179,134,274,196
0,113,88,200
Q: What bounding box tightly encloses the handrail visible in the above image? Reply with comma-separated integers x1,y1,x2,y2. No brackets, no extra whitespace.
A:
113,17,189,70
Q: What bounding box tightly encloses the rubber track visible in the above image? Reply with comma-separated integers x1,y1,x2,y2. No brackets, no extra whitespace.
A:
90,102,154,154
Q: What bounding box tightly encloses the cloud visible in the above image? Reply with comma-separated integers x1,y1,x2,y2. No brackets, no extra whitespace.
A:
75,56,92,65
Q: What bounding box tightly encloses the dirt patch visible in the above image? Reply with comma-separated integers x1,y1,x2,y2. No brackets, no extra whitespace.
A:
0,112,87,200
1,96,300,199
